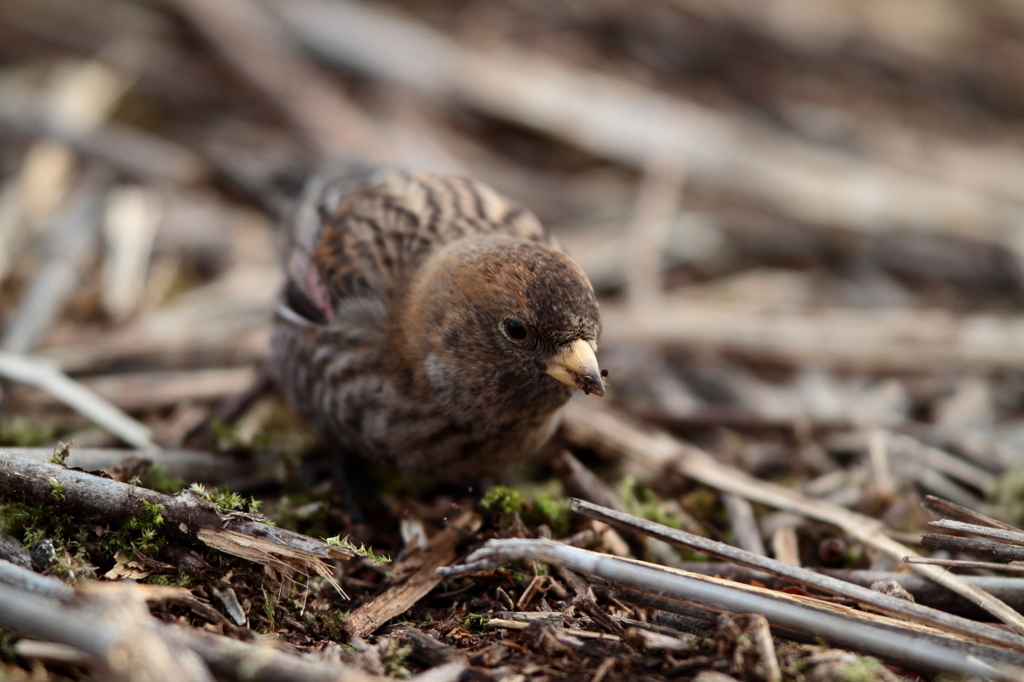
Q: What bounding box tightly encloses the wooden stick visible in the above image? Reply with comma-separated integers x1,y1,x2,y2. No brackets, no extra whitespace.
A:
572,499,1024,653
923,495,1020,531
440,538,1024,679
722,494,766,556
560,402,1024,634
671,561,1024,616
885,433,997,495
929,519,1024,548
0,559,384,682
10,366,259,413
1,169,110,354
0,353,155,450
0,581,213,682
168,0,379,158
921,534,1024,562
597,299,1024,370
903,557,1024,573
625,151,685,309
40,263,277,373
271,0,1024,243
101,185,161,321
552,451,624,513
0,99,208,186
342,512,479,638
4,446,245,483
0,450,353,578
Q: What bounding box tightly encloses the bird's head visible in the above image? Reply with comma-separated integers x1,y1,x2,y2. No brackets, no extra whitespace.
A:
402,237,604,416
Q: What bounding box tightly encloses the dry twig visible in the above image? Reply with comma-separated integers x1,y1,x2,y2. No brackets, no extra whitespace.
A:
0,558,384,682
440,538,1024,679
572,499,1024,652
0,353,155,450
168,0,379,158
343,512,480,638
561,402,1024,633
598,299,1024,371
271,0,1024,243
4,446,245,483
0,450,353,583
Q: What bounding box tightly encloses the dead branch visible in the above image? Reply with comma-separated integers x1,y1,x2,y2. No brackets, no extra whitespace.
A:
551,451,624,513
921,534,1024,562
168,0,379,158
625,151,685,309
672,561,1024,618
904,557,1024,573
3,446,246,483
0,581,212,682
270,0,1024,243
571,498,1024,653
560,402,1024,633
0,353,155,450
0,559,383,681
722,494,767,556
439,538,1024,679
342,512,479,638
39,264,276,373
885,433,996,495
598,299,1024,371
9,366,259,412
0,102,208,186
923,495,1019,531
0,449,353,578
928,519,1024,547
1,168,110,354
101,185,160,321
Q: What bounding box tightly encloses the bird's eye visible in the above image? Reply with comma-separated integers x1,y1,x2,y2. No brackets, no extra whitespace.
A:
503,318,528,340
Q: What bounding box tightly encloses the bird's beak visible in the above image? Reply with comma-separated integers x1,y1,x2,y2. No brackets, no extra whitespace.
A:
546,338,605,397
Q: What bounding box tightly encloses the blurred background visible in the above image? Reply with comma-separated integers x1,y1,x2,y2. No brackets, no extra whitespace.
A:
3,0,1024,527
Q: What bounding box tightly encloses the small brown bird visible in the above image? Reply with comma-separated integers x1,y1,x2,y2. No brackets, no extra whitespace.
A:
270,164,604,480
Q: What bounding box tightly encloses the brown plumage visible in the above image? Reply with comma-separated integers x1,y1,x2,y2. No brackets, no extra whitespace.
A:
269,164,603,480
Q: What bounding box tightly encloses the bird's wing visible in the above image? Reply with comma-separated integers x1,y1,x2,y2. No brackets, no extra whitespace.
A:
279,160,382,326
279,166,549,327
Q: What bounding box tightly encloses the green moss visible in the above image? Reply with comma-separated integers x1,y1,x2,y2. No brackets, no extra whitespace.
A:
992,465,1024,527
679,486,719,520
48,477,65,504
531,490,571,537
481,483,570,536
1,487,176,571
325,536,391,566
314,609,350,640
48,440,72,465
189,483,262,514
249,402,319,456
140,499,165,525
210,418,248,449
261,591,279,630
382,644,413,679
462,613,489,634
143,570,193,587
0,417,57,447
0,502,76,554
112,498,169,555
821,655,887,682
620,477,683,530
501,567,533,584
0,629,19,663
481,485,525,516
148,465,186,495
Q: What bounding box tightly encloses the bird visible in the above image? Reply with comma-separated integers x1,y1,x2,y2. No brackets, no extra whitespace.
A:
269,163,604,481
